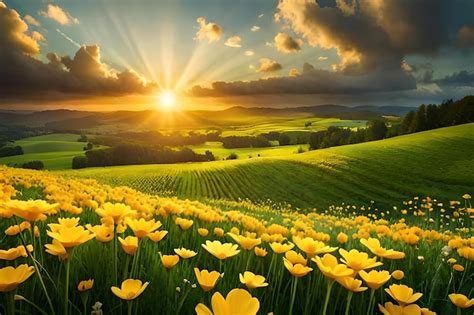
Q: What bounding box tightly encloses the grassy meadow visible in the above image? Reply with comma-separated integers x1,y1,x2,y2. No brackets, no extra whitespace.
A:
62,124,474,210
0,134,88,170
0,167,472,315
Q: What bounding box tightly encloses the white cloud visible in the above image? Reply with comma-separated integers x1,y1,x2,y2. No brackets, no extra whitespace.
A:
195,17,223,42
24,15,40,26
244,50,255,56
318,56,328,61
251,25,260,32
225,35,242,48
39,4,79,25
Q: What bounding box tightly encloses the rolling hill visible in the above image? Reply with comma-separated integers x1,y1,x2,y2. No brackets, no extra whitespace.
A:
60,123,474,210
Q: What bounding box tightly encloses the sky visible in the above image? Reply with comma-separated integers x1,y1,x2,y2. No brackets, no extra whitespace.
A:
1,0,474,111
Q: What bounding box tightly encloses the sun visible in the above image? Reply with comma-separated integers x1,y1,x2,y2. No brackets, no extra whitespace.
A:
158,90,176,110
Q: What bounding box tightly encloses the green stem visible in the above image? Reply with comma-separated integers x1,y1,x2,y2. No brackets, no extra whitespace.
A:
114,231,118,285
322,280,334,315
457,308,461,315
15,219,55,315
345,292,353,315
288,277,298,315
127,301,133,315
367,288,375,315
6,291,15,315
64,258,71,315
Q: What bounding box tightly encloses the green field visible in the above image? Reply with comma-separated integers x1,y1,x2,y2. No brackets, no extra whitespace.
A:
0,134,88,169
60,123,474,210
189,142,308,160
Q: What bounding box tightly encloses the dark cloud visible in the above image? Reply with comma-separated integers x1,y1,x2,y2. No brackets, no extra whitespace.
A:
0,3,156,100
189,62,415,96
437,70,474,87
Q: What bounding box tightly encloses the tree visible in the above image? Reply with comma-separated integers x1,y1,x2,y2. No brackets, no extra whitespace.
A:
400,111,416,134
366,120,388,141
21,160,44,170
72,156,88,169
204,150,215,161
278,133,291,146
226,152,238,160
78,134,88,142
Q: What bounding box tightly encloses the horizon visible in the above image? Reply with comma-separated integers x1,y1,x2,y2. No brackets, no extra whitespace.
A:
1,0,474,111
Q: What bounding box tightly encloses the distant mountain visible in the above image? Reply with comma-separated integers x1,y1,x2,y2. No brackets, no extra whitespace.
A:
0,104,415,131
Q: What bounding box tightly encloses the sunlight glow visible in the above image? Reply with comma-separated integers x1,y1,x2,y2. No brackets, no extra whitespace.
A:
158,91,176,110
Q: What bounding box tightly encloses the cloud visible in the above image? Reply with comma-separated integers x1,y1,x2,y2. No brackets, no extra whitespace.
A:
24,14,40,26
224,35,241,48
0,3,155,100
244,50,255,56
318,56,328,61
256,58,282,73
195,17,223,42
251,25,260,32
436,70,474,87
274,32,303,53
189,61,415,97
39,4,79,25
457,25,474,49
258,14,264,18
288,68,300,76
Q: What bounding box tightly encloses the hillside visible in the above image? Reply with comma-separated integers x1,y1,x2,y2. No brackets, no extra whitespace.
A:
61,123,474,210
0,134,89,169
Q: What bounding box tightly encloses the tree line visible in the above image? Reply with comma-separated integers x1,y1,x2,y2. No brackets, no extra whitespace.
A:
72,143,215,169
309,95,474,150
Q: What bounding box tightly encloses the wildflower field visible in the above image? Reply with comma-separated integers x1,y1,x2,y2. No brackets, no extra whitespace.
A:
0,167,473,315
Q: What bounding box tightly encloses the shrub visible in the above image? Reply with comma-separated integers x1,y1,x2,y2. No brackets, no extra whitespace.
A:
226,152,238,160
0,145,23,157
21,160,44,170
72,156,88,169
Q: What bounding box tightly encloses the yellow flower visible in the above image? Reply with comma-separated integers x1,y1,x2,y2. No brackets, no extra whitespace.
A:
86,224,114,243
214,227,225,237
147,230,168,243
227,233,261,250
449,293,474,309
379,302,422,315
198,228,209,237
283,258,313,277
312,254,354,280
4,199,59,222
0,264,35,292
194,268,221,292
269,242,294,254
0,244,33,261
385,284,423,305
360,238,405,260
447,258,456,264
175,217,193,230
336,276,368,292
462,193,471,200
453,264,464,272
337,232,348,244
285,250,307,266
195,288,259,315
95,203,135,225
161,254,180,269
254,247,268,257
125,218,162,239
48,217,80,232
111,279,149,300
47,225,95,248
239,271,268,289
339,249,383,272
118,236,138,255
202,240,240,260
45,239,68,260
293,236,337,257
359,270,391,289
174,248,197,259
457,247,474,261
78,279,94,292
391,270,404,281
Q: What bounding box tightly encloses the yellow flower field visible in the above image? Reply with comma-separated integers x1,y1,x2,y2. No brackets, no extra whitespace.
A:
0,167,472,314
